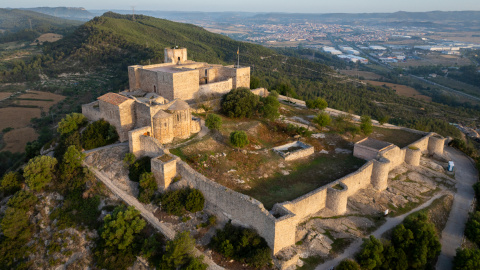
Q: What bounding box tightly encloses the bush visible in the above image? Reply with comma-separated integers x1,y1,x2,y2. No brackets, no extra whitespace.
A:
160,188,205,215
210,221,272,267
260,94,280,120
54,131,81,160
221,87,259,118
158,232,207,269
128,156,151,182
313,112,331,131
123,153,136,167
138,172,157,204
0,171,22,196
454,248,480,270
230,131,249,148
101,206,146,250
306,97,328,110
465,211,480,246
23,155,58,191
57,113,86,135
185,189,205,213
205,114,222,130
336,259,361,270
81,119,118,150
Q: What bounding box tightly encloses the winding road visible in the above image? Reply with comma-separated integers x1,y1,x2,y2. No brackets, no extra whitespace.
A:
316,147,477,270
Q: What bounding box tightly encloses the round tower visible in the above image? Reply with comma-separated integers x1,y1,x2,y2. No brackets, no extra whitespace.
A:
371,158,390,191
405,147,422,166
326,183,349,215
428,135,446,156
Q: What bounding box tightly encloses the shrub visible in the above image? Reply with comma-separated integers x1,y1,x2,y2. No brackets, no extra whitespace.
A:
123,153,136,167
0,171,22,195
7,190,38,210
54,131,81,160
465,211,480,246
337,259,361,270
159,232,207,269
101,206,146,250
81,119,118,150
57,113,86,135
230,131,249,148
161,188,205,216
205,114,222,130
306,97,328,110
23,155,57,191
221,87,259,118
260,94,280,120
210,221,272,267
139,172,157,204
185,189,205,213
454,248,480,270
128,156,151,182
379,115,390,125
313,112,331,131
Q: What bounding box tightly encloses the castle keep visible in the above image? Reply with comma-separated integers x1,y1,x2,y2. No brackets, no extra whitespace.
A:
128,47,250,101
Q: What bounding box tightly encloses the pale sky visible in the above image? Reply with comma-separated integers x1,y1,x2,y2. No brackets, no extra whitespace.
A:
3,0,479,13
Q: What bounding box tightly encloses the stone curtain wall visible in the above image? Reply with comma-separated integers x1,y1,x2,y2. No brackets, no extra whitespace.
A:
172,71,200,101
81,101,102,122
198,79,233,96
176,160,297,254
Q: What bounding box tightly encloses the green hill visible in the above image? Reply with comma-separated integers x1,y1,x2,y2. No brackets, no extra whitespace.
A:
0,8,82,34
8,12,474,137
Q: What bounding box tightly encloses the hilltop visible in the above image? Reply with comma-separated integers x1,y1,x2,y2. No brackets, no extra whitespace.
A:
20,7,94,21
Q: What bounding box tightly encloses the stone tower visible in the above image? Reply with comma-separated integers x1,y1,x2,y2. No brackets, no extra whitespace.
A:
164,47,188,64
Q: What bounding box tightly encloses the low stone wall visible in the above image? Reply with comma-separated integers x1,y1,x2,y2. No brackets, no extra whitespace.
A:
380,145,405,168
128,126,152,157
190,118,201,133
81,101,102,122
339,161,375,196
176,160,296,254
278,95,306,106
273,141,314,161
140,136,166,158
408,134,431,154
198,79,233,96
251,87,269,97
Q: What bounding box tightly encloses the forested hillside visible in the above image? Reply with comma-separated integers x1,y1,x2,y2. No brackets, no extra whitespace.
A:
2,12,473,137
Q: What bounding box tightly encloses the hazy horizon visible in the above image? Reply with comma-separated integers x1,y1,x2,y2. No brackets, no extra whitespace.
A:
2,0,479,14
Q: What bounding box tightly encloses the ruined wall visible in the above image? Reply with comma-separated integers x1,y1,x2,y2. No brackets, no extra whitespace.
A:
172,71,199,101
81,101,102,122
151,156,177,190
278,187,327,223
408,134,431,154
273,142,315,161
176,160,296,254
251,88,269,97
198,79,233,96
339,161,374,196
140,135,166,157
380,146,405,168
353,144,380,160
190,118,201,134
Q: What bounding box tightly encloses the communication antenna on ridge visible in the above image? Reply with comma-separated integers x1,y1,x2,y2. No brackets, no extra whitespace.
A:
131,6,136,21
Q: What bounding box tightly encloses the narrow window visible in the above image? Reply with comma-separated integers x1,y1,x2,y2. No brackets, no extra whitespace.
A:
178,57,180,62
153,85,157,93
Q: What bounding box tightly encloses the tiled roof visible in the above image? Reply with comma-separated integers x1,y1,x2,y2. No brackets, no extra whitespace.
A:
168,99,190,111
97,93,130,106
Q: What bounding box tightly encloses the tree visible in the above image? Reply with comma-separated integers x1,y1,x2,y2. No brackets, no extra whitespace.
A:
205,114,222,130
465,211,480,246
221,87,259,118
260,94,280,120
57,113,86,135
454,248,480,270
250,76,261,89
185,189,205,213
81,119,118,150
360,115,373,136
0,171,22,195
161,232,196,268
379,115,390,125
230,131,249,148
306,97,328,110
313,112,331,131
138,172,157,204
336,259,361,270
123,153,136,167
101,206,146,250
356,235,384,270
0,207,31,241
23,155,57,191
58,145,86,192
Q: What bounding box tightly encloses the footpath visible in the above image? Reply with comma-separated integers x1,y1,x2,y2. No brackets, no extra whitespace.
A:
84,162,224,270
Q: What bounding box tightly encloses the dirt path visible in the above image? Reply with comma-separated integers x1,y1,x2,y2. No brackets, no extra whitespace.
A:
84,161,224,270
436,147,478,270
315,192,447,270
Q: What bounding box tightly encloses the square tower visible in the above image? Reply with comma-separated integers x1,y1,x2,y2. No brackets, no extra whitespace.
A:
164,47,188,64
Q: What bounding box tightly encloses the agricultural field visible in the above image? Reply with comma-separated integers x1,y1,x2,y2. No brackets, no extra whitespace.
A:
31,33,63,45
339,69,382,80
393,54,472,67
363,80,432,102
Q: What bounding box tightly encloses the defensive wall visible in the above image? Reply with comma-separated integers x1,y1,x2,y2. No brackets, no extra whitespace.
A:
148,132,445,262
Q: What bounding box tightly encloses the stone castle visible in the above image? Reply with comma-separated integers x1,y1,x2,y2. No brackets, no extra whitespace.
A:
82,47,250,143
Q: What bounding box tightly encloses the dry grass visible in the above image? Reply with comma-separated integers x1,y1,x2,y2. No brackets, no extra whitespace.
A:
393,54,472,67
14,90,65,110
363,80,432,102
2,127,38,153
0,107,42,130
0,92,12,100
31,33,63,45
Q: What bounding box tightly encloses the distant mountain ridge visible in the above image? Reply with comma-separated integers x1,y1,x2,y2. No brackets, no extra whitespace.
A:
0,8,82,33
20,7,94,21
